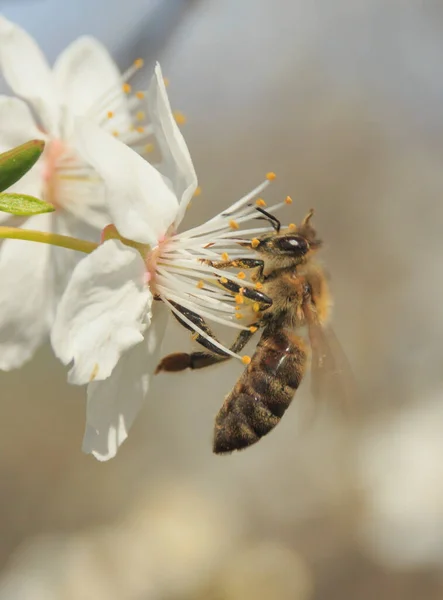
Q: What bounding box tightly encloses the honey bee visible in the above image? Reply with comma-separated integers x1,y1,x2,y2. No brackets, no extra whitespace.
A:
155,208,353,454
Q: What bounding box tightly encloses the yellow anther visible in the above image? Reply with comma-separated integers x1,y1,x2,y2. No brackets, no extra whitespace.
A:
229,219,239,230
255,198,267,207
237,272,246,279
252,302,261,312
107,111,114,119
235,305,241,311
249,326,258,333
112,130,119,137
134,58,144,69
221,252,229,261
232,261,238,267
122,83,132,94
288,223,297,230
241,355,252,365
239,287,246,294
255,281,263,290
191,332,199,340
144,143,154,153
136,126,145,133
266,171,276,181
285,195,293,205
251,238,260,248
173,111,187,125
136,111,145,121
220,277,228,284
196,280,204,289
136,91,145,99
163,77,170,87
193,186,202,197
235,313,244,319
235,294,244,304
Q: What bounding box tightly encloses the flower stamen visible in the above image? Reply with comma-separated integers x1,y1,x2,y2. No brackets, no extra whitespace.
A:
144,173,294,363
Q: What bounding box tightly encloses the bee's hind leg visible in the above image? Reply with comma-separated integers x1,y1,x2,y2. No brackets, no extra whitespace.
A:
155,323,259,374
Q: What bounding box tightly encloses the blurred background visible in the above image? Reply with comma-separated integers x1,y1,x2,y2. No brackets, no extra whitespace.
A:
1,0,443,598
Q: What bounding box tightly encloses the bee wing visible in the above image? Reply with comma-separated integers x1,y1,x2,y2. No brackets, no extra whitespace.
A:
305,315,356,413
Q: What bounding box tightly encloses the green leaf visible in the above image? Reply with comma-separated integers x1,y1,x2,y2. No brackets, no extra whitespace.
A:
0,139,45,193
0,193,55,216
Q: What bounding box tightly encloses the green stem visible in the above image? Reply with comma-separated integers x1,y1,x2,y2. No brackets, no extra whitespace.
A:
0,226,98,254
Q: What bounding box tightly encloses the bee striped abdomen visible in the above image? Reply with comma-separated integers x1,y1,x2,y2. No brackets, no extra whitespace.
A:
213,327,307,454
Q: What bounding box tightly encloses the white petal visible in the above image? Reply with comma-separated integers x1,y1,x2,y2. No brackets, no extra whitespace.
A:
0,96,44,150
50,211,100,305
0,213,53,370
56,176,109,230
148,63,198,227
51,239,152,385
54,36,130,124
74,118,179,245
83,302,168,461
0,16,58,133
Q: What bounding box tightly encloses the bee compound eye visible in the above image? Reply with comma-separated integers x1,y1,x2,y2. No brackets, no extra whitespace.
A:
277,236,308,254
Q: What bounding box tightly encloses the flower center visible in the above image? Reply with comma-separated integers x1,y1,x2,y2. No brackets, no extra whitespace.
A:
145,238,167,293
42,139,66,207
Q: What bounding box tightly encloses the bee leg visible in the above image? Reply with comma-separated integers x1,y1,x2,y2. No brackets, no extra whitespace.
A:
218,278,272,311
202,257,265,282
201,257,263,270
155,325,259,374
168,301,229,356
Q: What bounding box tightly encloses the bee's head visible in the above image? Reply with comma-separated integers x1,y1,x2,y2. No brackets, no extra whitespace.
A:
244,208,322,261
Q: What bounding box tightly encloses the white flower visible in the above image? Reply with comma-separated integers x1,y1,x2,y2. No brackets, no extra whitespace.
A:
0,15,168,369
51,65,286,460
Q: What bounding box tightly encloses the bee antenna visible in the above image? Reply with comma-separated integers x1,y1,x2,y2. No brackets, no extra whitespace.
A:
255,207,281,232
302,209,315,226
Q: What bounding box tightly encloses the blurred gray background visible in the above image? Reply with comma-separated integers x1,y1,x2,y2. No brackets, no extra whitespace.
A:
1,1,443,598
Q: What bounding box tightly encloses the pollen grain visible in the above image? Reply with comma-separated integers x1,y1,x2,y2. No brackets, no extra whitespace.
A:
173,111,186,125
